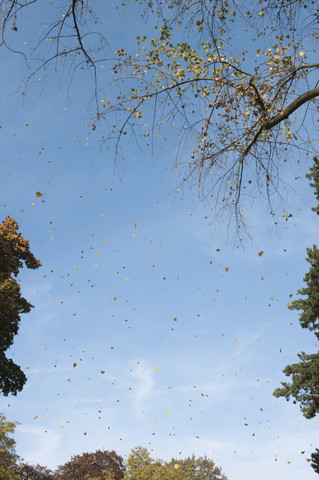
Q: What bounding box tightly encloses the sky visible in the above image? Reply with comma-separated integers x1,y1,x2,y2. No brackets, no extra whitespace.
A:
0,2,319,480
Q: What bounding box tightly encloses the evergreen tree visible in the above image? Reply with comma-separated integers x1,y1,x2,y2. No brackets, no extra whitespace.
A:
311,448,319,475
273,157,319,418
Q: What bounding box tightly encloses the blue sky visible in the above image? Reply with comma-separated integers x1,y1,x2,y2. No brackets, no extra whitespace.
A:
0,2,319,480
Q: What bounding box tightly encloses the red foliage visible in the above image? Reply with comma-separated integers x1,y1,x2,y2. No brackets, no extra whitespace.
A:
55,449,125,480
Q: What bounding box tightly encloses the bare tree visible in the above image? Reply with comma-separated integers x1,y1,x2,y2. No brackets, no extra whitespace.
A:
1,0,319,233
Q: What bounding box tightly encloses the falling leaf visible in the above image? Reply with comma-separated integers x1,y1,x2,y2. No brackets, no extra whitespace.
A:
73,363,77,368
35,191,43,197
134,222,137,228
154,367,158,371
258,251,264,256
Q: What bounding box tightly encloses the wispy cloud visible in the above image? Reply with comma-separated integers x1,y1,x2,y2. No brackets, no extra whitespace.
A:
130,361,155,417
16,423,61,468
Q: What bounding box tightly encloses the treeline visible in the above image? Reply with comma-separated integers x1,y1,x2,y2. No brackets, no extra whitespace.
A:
1,415,228,480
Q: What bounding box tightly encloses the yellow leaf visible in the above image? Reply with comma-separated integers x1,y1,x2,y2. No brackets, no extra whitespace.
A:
258,251,264,256
35,191,43,197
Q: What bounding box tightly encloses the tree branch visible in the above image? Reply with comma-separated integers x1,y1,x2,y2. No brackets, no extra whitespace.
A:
266,87,319,130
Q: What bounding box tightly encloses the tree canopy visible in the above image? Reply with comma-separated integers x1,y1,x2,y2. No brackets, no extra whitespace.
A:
16,463,55,480
54,450,125,480
123,446,227,480
0,217,41,396
0,415,20,480
1,1,319,228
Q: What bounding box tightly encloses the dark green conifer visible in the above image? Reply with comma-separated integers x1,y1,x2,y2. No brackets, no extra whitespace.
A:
311,448,319,475
273,157,319,419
